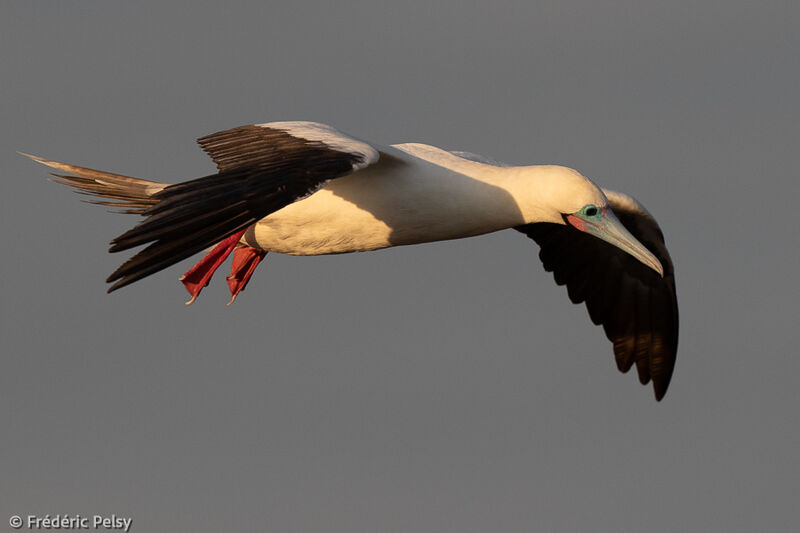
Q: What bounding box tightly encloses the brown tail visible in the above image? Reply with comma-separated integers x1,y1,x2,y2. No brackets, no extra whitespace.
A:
21,152,168,214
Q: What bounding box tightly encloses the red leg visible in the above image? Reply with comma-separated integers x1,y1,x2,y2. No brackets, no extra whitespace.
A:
226,245,268,305
179,229,247,305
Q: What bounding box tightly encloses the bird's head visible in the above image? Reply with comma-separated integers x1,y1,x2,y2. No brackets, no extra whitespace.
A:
530,166,664,277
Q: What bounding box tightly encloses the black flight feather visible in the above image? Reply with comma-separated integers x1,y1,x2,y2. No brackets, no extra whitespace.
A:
516,196,678,401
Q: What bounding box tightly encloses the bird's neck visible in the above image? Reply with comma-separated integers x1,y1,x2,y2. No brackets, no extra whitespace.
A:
390,143,572,225
476,165,573,225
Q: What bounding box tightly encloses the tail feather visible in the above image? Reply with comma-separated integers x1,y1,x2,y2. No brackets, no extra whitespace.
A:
22,152,167,214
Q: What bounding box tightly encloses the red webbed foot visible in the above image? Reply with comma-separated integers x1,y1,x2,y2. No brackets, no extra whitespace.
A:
226,245,268,305
179,229,247,305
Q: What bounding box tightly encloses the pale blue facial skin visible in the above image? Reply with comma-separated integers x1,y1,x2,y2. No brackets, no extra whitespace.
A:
567,204,664,277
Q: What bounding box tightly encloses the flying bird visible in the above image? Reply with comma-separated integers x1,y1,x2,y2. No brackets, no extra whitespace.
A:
24,121,678,400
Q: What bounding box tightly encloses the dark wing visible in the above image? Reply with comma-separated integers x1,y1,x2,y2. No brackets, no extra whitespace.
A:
516,190,678,401
106,122,380,292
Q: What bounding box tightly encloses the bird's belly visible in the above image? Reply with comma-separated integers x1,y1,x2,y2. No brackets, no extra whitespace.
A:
244,190,394,255
242,165,525,255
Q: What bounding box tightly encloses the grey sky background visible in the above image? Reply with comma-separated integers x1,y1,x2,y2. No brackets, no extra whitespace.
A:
2,1,798,532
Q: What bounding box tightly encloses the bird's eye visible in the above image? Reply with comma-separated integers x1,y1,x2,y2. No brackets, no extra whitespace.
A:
583,205,599,217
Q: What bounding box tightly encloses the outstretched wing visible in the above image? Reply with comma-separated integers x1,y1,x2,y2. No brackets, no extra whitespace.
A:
516,190,678,401
106,122,380,292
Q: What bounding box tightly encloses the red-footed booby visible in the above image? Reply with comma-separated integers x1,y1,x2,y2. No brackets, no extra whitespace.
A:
24,121,678,400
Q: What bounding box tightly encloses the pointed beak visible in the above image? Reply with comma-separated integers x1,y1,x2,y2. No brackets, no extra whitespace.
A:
567,207,664,277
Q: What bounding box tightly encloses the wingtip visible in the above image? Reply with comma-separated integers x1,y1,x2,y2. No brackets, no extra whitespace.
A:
653,381,668,402
105,270,130,292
